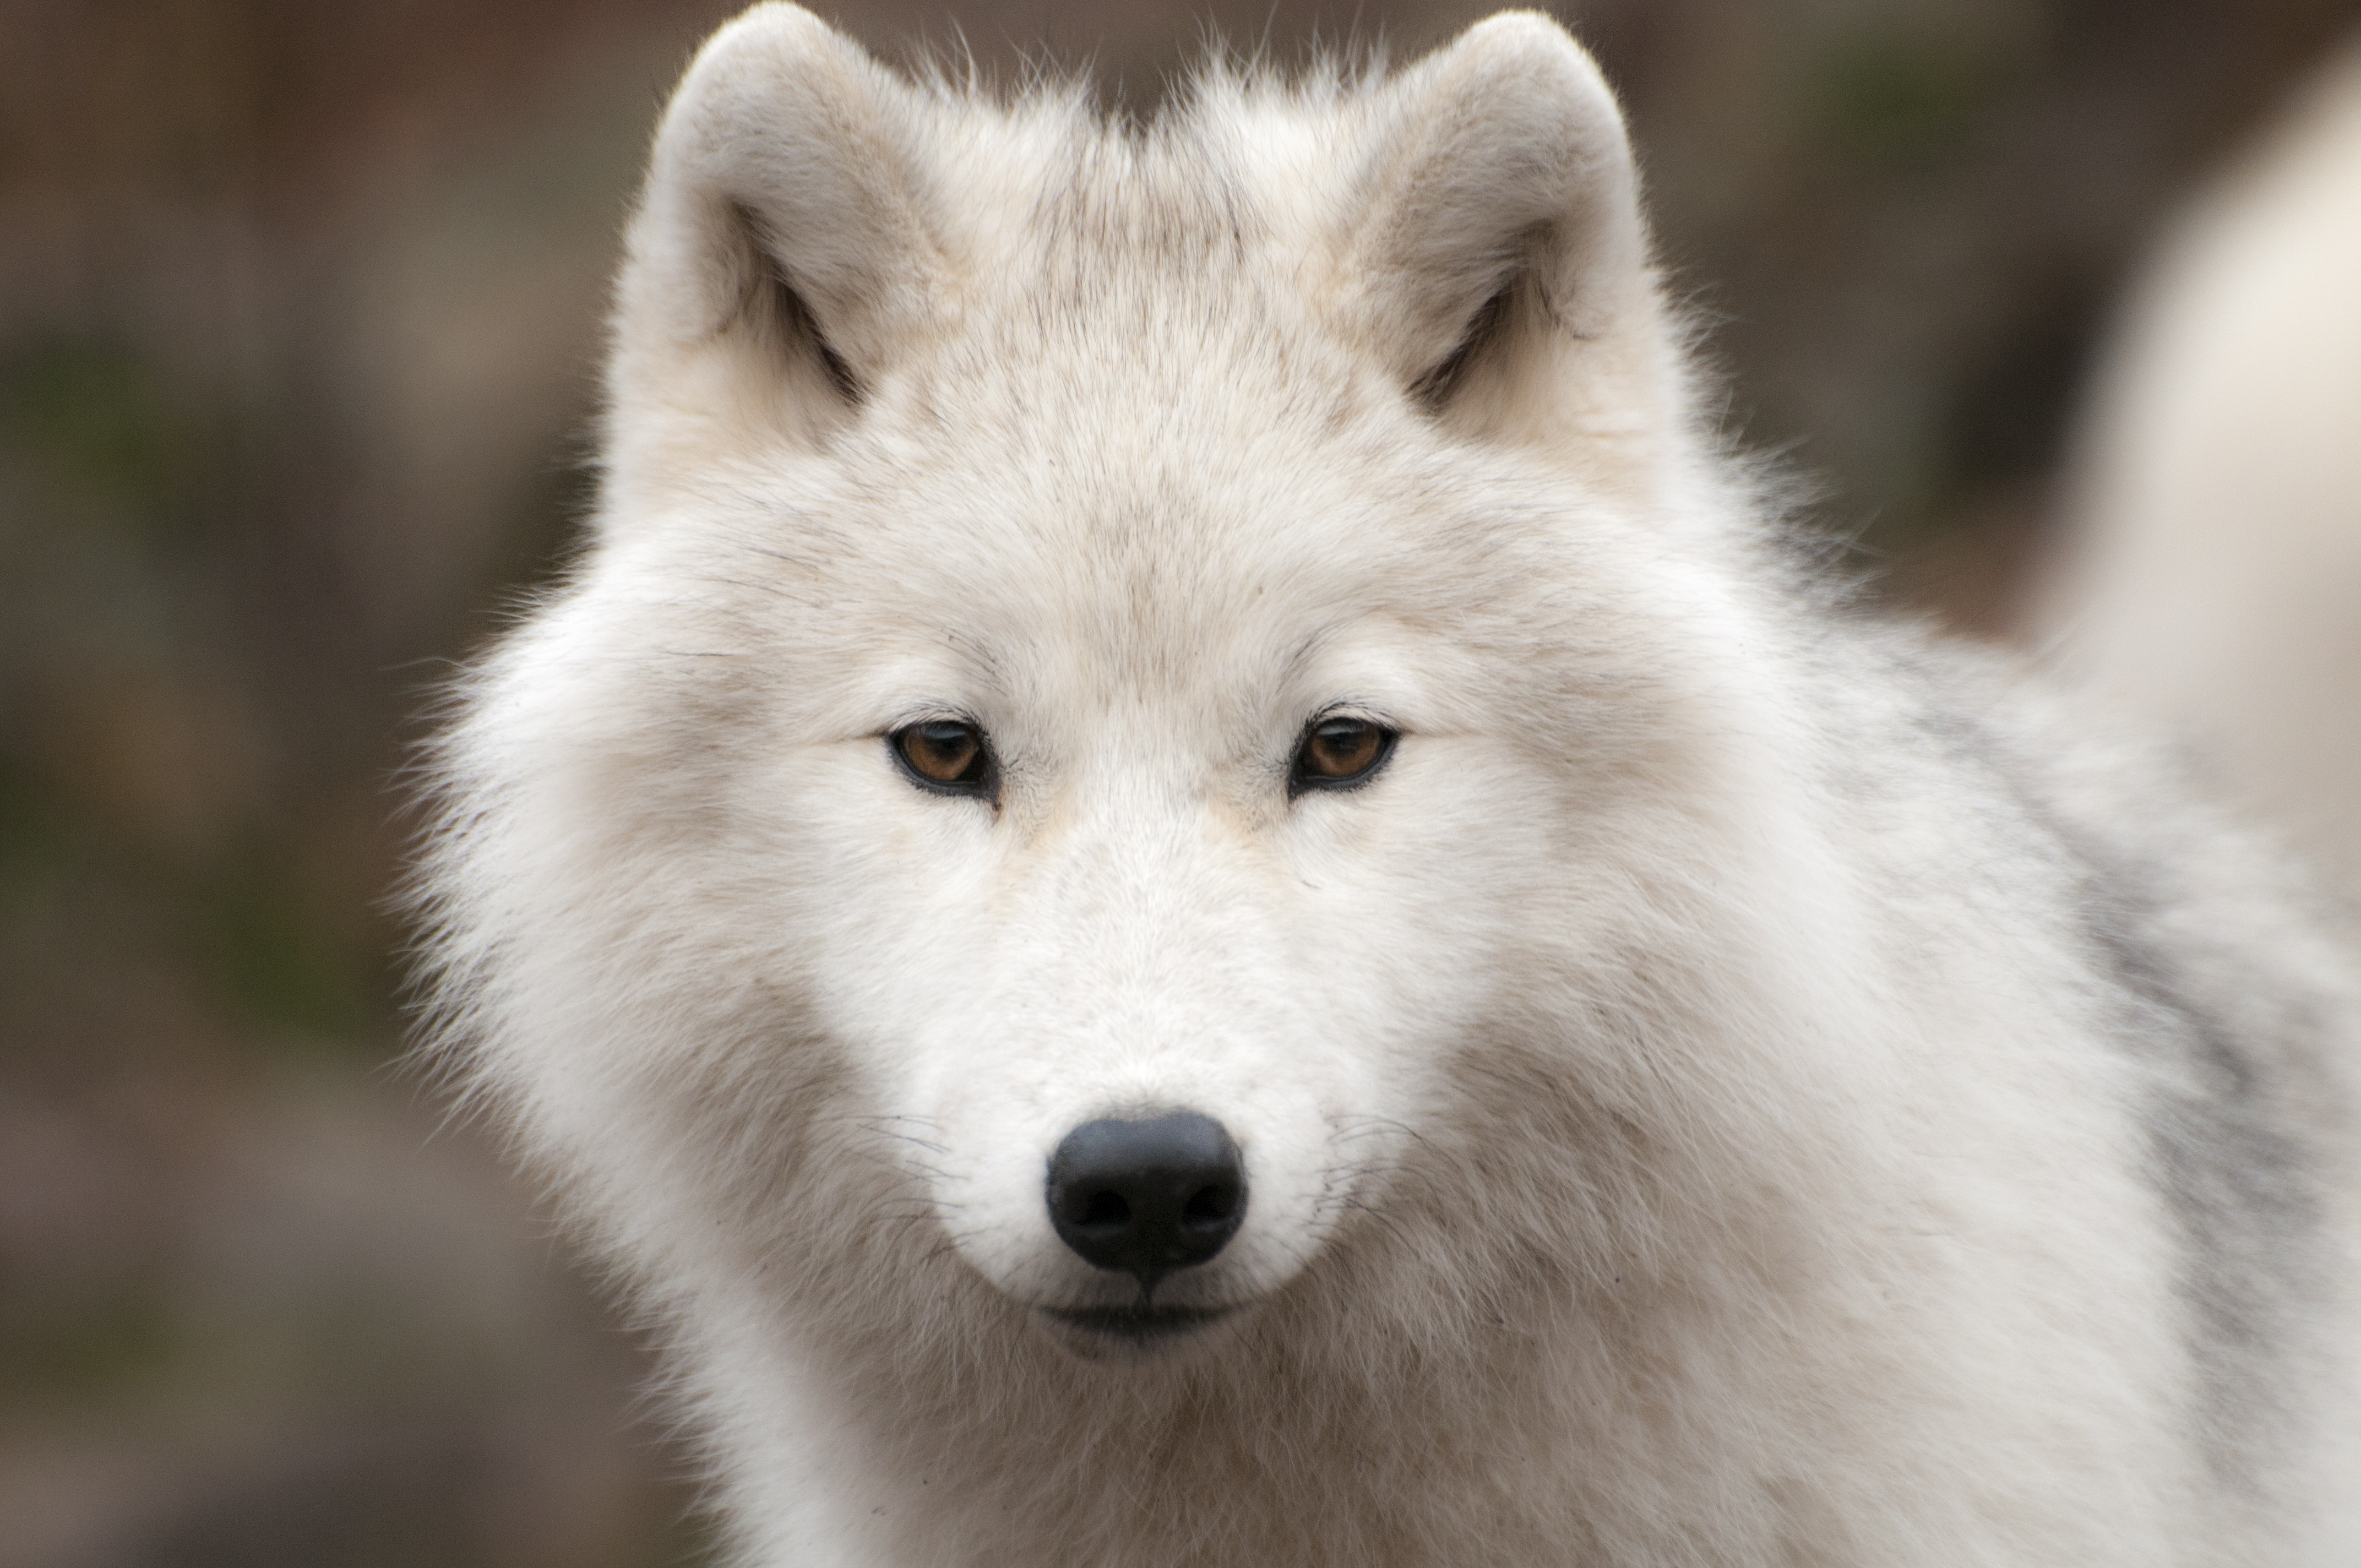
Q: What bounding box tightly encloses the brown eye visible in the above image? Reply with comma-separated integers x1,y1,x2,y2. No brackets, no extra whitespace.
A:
891,719,994,797
1290,715,1396,795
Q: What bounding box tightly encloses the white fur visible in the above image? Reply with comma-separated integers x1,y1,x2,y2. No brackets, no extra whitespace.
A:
414,10,2361,1565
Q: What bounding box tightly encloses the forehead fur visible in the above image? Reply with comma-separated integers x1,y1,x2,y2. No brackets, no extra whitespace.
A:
893,66,1326,255
659,394,1626,748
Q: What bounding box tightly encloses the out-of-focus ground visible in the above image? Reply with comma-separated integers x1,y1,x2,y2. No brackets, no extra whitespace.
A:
2,2,2355,1562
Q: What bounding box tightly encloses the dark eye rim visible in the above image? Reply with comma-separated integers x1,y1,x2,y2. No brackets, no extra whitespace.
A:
887,717,999,801
1287,712,1400,798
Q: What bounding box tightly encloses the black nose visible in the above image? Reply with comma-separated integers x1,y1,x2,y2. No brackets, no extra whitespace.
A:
1046,1112,1247,1296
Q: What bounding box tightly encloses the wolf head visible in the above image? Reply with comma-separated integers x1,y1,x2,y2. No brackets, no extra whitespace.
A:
418,6,1837,1371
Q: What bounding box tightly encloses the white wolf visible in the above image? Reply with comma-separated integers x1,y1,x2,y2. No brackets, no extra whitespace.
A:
413,8,2361,1564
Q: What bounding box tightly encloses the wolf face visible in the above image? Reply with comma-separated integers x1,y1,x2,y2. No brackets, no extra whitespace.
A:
417,4,1820,1363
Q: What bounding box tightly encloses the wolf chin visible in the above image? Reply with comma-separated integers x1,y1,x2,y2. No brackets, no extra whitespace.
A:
411,8,2361,1564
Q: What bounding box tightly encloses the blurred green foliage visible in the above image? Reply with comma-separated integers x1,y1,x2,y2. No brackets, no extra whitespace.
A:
1804,21,2021,172
3,340,193,519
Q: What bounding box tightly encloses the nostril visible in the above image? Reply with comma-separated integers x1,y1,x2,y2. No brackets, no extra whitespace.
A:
1045,1111,1248,1293
1182,1184,1237,1227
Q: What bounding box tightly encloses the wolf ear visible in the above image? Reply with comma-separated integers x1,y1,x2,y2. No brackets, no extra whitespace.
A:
1331,13,1673,466
605,5,947,494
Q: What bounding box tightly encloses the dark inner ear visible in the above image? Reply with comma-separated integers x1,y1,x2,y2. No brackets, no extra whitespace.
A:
1410,276,1517,409
728,202,861,404
767,263,859,402
1407,224,1559,412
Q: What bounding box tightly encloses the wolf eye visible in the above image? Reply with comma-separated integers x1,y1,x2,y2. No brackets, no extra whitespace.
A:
1290,715,1397,795
891,720,994,797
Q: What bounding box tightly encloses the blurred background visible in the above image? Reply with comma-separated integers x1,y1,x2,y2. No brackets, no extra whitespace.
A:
2,0,2356,1562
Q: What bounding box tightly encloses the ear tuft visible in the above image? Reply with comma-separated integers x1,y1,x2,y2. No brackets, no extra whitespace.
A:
607,4,948,472
1407,274,1518,410
1333,12,1655,433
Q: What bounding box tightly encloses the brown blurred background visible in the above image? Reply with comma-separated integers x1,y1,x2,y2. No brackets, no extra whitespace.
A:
2,1,2355,1562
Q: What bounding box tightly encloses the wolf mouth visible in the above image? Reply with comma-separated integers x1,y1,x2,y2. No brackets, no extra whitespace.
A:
1039,1305,1233,1346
